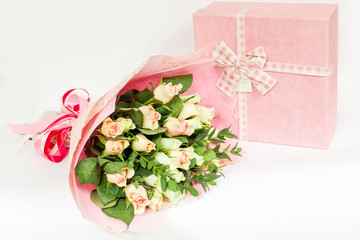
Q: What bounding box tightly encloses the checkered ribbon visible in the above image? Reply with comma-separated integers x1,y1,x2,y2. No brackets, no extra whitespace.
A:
213,41,277,97
212,9,333,141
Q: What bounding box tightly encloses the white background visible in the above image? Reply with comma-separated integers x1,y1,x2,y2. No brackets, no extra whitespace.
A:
1,0,360,239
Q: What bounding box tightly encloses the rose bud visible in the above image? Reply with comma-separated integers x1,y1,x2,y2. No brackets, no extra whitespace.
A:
164,117,194,137
131,134,156,153
197,105,215,125
125,183,150,215
115,117,135,132
149,189,165,211
100,117,124,138
106,167,135,187
178,103,199,120
169,148,192,170
180,93,202,104
154,82,183,104
105,139,130,155
139,105,161,130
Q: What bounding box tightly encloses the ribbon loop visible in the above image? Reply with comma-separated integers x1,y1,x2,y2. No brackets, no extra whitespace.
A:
213,41,277,97
8,88,90,163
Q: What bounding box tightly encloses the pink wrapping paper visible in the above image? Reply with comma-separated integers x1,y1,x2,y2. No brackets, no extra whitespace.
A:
193,2,338,149
68,52,241,232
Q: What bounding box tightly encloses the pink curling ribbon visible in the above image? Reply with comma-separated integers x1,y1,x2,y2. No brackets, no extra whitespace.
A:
8,89,90,163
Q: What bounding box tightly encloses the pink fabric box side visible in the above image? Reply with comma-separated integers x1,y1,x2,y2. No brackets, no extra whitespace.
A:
193,2,338,149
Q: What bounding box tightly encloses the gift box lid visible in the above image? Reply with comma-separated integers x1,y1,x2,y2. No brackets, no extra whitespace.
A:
194,2,338,20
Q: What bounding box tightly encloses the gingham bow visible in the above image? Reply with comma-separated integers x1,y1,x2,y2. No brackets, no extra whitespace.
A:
212,41,277,97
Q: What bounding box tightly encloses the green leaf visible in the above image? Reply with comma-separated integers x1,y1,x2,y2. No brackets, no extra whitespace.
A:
138,127,167,135
188,186,199,197
90,190,118,208
204,172,221,181
135,166,153,177
225,133,238,139
97,135,107,145
209,139,226,144
146,161,153,170
208,180,217,186
168,179,178,192
193,144,207,156
91,144,102,156
208,163,218,173
117,188,126,197
136,88,154,104
128,151,139,162
127,162,134,168
97,174,120,204
195,129,210,142
129,101,144,108
174,136,188,143
139,158,147,168
97,157,111,167
130,109,143,128
160,176,167,192
204,150,217,161
189,158,196,169
103,162,127,174
163,74,193,94
208,129,216,140
194,175,209,192
118,90,133,103
166,96,183,118
102,198,134,228
116,102,129,108
75,158,101,185
217,128,229,138
134,180,139,189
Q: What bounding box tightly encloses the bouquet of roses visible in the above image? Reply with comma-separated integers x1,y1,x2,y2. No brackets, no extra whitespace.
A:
74,74,242,227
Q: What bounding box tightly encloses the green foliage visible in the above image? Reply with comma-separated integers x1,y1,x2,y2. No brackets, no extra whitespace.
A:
188,186,199,197
168,179,178,192
103,162,127,174
97,174,120,204
166,96,183,118
102,199,134,228
204,149,217,161
129,109,143,128
136,88,154,104
207,163,218,173
138,127,167,135
160,176,167,192
75,158,101,185
91,190,118,208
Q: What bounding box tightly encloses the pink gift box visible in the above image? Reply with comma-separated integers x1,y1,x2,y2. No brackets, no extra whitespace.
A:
193,2,338,149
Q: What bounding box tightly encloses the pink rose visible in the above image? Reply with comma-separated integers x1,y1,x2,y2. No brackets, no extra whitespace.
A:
106,167,135,187
105,139,129,155
139,106,161,130
131,134,156,153
164,117,194,137
178,103,199,120
101,117,124,138
149,189,165,211
197,105,215,125
154,82,183,104
125,183,150,215
169,148,192,170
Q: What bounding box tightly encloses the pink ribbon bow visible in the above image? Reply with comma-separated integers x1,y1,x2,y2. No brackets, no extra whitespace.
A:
212,41,277,97
8,88,90,163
